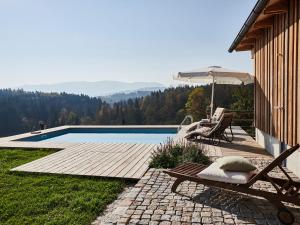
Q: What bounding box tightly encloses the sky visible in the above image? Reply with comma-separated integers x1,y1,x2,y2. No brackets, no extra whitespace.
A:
0,0,256,88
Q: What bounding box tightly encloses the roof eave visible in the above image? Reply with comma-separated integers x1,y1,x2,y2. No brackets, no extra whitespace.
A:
228,0,269,53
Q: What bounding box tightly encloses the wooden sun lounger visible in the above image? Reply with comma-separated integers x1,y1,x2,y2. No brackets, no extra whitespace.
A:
199,107,225,125
164,144,300,225
186,113,234,145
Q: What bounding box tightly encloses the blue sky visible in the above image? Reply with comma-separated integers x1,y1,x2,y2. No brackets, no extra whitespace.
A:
0,0,255,87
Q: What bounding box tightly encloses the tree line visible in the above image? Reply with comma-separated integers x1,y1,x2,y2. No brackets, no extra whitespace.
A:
0,85,253,137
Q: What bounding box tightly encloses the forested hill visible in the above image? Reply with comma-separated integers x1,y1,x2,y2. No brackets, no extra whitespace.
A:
0,85,253,137
0,90,103,137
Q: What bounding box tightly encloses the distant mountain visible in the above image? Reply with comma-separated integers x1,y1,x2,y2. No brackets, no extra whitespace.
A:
18,81,165,96
100,87,165,104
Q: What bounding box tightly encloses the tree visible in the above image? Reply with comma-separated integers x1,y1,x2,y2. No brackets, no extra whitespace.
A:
231,84,254,111
67,111,79,125
185,87,208,121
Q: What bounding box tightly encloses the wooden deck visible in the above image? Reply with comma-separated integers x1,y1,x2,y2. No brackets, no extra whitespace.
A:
0,125,179,180
11,142,156,179
2,125,275,180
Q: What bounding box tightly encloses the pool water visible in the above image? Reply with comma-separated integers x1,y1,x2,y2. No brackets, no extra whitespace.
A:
18,128,177,144
42,133,174,144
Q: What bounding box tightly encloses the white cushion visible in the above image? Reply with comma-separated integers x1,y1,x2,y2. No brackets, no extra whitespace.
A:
184,126,212,138
216,156,257,172
197,162,254,184
183,122,199,132
196,126,211,134
212,107,225,121
200,118,210,123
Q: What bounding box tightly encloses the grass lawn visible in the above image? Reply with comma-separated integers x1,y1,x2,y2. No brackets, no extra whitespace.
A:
0,149,126,225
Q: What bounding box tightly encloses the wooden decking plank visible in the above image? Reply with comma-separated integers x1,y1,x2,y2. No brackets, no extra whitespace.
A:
11,143,86,171
103,143,148,177
49,143,109,174
14,144,88,172
56,143,115,172
82,143,130,175
48,143,103,173
77,143,128,175
63,143,125,174
92,143,140,176
127,144,157,177
99,143,144,177
128,151,153,178
28,143,98,173
67,143,122,174
90,143,136,176
108,144,151,177
20,143,91,171
118,144,155,178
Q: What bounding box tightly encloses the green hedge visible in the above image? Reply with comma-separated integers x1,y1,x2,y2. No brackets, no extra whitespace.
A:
149,141,211,169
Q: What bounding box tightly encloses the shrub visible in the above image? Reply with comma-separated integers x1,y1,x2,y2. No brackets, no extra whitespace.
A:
149,140,211,169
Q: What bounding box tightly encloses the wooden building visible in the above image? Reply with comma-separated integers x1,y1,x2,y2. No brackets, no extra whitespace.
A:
229,0,300,176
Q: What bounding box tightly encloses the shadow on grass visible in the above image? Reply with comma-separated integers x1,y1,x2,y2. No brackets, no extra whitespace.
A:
10,170,138,184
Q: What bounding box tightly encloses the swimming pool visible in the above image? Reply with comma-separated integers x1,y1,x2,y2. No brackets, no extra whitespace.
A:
16,127,177,144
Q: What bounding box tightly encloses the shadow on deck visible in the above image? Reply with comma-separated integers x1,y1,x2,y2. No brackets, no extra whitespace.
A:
179,126,272,160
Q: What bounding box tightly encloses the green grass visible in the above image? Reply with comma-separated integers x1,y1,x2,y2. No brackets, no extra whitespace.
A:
0,149,126,225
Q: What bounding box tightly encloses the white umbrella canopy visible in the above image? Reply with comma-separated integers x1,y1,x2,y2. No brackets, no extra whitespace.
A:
174,66,254,85
173,66,254,118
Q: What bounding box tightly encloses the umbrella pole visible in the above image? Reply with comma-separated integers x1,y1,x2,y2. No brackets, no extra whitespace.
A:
210,76,215,118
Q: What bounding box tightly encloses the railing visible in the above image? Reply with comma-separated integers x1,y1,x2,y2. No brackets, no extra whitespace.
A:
178,115,193,132
226,110,254,137
204,109,254,137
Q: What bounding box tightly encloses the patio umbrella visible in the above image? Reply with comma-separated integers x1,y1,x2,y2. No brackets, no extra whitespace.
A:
173,66,254,118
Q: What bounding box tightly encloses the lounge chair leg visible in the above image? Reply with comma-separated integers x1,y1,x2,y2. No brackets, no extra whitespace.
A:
227,125,234,142
171,178,186,193
277,208,295,225
221,127,233,143
210,135,220,146
267,198,295,225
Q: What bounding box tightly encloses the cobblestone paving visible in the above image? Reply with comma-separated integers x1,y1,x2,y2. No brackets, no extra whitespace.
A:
94,162,300,225
92,185,136,225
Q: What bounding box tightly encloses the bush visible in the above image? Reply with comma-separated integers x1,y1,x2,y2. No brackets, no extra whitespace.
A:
149,141,211,169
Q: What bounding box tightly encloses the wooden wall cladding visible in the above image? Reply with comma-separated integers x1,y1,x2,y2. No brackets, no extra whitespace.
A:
254,0,299,146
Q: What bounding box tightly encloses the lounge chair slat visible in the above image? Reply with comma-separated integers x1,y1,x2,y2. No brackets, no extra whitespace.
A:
169,163,195,172
177,164,206,175
183,167,204,176
171,163,190,171
170,163,205,175
174,168,201,175
166,166,206,178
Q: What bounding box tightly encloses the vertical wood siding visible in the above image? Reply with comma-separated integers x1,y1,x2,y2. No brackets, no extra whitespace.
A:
254,0,299,146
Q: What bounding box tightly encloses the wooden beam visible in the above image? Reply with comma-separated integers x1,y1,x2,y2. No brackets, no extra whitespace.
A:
240,38,256,45
254,17,274,29
245,29,265,39
264,0,288,15
235,44,254,52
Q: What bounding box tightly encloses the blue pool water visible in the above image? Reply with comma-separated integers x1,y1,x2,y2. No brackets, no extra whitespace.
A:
17,128,177,144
